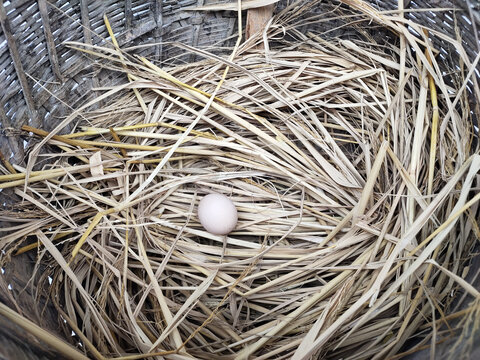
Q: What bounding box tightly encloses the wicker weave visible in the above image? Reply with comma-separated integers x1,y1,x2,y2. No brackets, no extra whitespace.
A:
0,0,479,359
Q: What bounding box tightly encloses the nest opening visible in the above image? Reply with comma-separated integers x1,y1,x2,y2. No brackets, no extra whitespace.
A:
1,1,480,360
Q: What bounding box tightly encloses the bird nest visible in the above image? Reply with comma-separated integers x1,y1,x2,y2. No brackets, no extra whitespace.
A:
1,1,479,360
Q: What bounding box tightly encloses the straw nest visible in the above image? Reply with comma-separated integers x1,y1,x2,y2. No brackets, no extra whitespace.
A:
1,1,479,359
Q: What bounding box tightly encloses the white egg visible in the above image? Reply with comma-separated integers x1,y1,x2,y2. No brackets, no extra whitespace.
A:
198,193,238,235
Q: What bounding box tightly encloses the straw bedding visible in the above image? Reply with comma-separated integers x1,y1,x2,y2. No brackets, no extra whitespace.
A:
1,1,479,359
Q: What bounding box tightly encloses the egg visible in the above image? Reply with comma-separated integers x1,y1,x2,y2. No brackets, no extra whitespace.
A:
197,193,238,235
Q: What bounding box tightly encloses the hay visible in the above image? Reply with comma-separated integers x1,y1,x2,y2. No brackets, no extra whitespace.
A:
1,1,480,359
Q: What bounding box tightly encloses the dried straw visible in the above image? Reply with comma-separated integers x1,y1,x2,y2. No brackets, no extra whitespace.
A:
1,1,479,359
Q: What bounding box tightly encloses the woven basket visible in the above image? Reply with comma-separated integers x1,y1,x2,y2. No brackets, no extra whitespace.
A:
0,0,479,359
